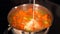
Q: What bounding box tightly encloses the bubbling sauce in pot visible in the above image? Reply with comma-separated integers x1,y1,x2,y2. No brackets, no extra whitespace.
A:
7,4,53,32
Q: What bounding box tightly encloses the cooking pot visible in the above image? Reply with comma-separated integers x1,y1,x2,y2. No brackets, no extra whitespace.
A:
7,4,53,32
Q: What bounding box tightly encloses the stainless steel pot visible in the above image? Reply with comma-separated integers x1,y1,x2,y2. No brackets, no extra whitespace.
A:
7,4,53,34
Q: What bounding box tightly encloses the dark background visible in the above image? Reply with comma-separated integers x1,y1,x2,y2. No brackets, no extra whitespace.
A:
0,0,60,34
